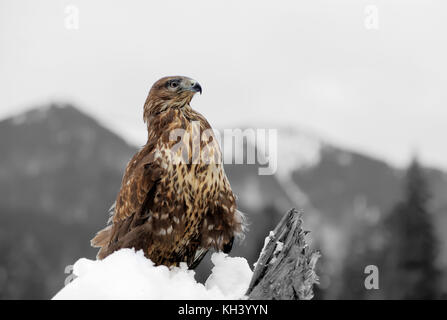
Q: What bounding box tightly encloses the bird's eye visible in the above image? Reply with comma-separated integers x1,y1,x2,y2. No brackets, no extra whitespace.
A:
169,81,179,89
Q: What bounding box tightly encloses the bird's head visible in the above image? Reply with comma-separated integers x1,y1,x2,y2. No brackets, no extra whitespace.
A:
143,76,202,121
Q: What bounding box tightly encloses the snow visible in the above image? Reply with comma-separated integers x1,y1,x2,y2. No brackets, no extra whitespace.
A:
270,241,284,265
11,105,52,125
205,253,253,299
254,127,322,178
274,241,284,254
52,249,253,300
253,231,275,268
274,128,322,178
261,231,275,253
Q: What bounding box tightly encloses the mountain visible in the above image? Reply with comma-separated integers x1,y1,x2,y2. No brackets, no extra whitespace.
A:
0,104,136,299
0,104,135,225
225,128,447,297
228,127,447,291
0,104,446,299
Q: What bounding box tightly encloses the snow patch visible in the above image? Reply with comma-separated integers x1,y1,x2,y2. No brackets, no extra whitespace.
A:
11,106,52,125
275,129,322,177
205,252,253,299
263,231,275,251
274,241,283,254
253,231,275,268
53,249,252,300
255,127,322,178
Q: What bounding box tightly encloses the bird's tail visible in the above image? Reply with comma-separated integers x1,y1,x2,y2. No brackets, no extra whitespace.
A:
90,225,113,259
90,202,115,259
90,225,112,248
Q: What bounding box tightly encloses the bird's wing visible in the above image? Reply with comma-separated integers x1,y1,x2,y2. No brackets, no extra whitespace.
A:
114,152,163,223
91,147,165,258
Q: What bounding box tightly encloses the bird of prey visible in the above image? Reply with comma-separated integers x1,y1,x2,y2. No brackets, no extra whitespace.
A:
91,76,245,269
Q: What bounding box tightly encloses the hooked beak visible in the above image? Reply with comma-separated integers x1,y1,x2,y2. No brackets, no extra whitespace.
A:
192,82,202,95
183,79,202,95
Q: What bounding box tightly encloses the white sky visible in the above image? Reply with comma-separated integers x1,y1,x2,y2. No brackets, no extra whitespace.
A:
1,0,446,170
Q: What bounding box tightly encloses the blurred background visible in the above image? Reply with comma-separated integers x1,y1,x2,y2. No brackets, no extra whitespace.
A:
1,0,446,299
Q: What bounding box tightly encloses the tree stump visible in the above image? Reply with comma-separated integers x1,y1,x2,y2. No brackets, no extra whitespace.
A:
246,208,320,300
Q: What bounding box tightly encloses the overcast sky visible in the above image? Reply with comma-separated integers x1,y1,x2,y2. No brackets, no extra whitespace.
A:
1,0,446,170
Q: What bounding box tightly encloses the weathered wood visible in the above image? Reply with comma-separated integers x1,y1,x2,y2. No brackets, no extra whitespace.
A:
246,208,320,300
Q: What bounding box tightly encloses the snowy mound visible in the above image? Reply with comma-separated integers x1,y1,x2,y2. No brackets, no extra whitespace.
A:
53,249,253,300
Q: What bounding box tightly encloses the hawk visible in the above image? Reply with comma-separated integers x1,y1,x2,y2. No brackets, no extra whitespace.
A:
91,76,245,269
